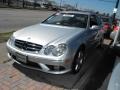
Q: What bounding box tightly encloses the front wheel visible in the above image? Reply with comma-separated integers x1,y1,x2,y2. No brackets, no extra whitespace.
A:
72,49,86,74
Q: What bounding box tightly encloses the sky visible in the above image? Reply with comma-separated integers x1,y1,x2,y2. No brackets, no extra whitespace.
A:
52,0,120,17
117,2,120,18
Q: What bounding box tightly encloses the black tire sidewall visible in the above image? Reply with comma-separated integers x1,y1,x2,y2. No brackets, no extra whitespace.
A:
72,49,85,74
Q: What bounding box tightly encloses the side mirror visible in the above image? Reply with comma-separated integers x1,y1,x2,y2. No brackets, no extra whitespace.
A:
90,25,99,30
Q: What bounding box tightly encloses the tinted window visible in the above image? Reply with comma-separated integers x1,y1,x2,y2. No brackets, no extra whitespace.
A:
42,13,88,28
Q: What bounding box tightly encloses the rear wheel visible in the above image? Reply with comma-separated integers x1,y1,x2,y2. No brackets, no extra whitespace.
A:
72,48,86,74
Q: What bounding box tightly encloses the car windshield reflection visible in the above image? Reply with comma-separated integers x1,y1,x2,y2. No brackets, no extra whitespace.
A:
42,13,88,28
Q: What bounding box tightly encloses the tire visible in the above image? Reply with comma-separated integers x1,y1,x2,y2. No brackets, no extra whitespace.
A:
72,48,86,74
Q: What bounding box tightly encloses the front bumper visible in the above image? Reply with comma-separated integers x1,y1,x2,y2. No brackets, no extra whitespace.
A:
7,43,71,74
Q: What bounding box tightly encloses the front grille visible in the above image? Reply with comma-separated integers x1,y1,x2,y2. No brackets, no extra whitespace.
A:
15,39,42,52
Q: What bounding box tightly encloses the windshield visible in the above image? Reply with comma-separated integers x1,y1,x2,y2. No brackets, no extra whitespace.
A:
42,13,88,28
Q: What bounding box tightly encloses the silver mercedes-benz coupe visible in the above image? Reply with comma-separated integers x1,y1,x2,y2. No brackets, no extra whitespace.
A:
7,11,103,74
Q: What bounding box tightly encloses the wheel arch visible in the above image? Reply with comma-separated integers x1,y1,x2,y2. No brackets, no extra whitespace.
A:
76,44,86,54
73,43,86,62
71,43,86,73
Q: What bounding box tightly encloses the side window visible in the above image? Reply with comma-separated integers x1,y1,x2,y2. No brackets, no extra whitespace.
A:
90,15,98,27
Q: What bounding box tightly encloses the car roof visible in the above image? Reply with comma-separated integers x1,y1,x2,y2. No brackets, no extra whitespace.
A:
60,11,95,15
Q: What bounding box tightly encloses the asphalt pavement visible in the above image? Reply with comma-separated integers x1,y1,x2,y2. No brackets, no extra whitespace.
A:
0,8,54,33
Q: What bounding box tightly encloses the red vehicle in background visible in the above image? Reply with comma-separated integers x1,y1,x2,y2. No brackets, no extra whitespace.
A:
113,25,119,31
101,16,112,38
113,19,120,31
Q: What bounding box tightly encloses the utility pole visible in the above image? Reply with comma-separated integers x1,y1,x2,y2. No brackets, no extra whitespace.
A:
22,0,25,8
112,0,119,22
99,0,119,23
75,0,79,9
16,0,19,7
60,0,62,9
75,3,78,9
33,0,37,9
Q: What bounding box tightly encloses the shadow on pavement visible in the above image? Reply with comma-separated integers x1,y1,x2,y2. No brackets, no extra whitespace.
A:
84,46,116,90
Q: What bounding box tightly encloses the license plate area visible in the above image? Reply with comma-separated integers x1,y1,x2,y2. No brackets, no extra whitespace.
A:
16,52,27,63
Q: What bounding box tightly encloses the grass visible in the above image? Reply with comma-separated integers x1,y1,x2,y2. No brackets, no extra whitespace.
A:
0,31,14,43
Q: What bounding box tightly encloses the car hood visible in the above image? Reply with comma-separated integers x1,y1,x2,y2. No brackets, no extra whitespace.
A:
14,24,84,46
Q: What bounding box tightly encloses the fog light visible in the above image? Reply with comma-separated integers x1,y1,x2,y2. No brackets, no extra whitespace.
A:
54,66,60,71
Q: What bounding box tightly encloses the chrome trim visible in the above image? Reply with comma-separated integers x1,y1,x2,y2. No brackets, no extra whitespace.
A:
14,39,43,52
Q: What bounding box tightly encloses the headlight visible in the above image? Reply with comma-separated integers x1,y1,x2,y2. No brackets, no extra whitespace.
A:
44,44,67,57
44,45,55,55
52,44,67,56
8,35,15,45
